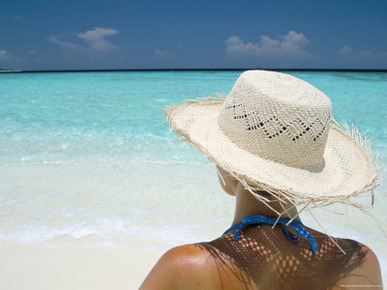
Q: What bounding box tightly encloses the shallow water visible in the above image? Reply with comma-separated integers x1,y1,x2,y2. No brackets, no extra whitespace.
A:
0,70,386,275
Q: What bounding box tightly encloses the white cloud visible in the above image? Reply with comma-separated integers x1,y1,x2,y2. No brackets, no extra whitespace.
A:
50,27,120,53
0,49,10,61
337,46,376,60
336,46,373,60
78,27,119,52
335,45,387,67
0,49,43,67
49,36,83,52
337,46,353,56
225,31,310,59
0,50,27,67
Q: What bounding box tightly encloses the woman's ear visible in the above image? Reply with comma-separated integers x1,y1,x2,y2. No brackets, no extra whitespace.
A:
216,166,238,196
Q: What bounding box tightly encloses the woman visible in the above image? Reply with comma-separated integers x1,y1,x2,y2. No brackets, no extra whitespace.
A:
141,70,382,289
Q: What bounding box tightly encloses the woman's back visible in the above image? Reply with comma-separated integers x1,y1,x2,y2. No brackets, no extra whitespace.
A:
198,225,381,289
141,224,382,289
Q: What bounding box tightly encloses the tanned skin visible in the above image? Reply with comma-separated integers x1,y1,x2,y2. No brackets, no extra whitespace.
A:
140,167,382,289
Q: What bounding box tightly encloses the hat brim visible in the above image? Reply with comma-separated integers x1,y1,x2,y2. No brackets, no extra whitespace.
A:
165,100,379,203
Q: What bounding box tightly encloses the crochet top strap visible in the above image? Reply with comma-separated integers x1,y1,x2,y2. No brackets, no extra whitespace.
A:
223,215,318,253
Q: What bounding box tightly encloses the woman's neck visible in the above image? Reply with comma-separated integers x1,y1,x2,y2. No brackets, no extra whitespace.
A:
232,182,299,226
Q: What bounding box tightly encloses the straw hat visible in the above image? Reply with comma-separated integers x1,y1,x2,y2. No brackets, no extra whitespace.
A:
165,70,381,207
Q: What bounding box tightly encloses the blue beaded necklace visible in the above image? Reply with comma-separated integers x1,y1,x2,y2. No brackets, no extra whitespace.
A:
223,215,318,253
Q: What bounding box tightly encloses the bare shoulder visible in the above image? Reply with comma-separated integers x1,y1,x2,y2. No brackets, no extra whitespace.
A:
333,241,382,289
140,244,223,289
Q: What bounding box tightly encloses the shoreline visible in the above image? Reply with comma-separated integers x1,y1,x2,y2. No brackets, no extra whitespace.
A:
0,242,163,290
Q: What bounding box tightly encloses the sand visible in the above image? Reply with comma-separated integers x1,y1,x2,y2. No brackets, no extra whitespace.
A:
0,242,164,290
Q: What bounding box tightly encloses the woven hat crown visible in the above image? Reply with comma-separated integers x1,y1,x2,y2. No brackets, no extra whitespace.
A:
218,71,332,168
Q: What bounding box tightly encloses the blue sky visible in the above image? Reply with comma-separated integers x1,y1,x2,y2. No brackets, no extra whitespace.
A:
1,0,386,70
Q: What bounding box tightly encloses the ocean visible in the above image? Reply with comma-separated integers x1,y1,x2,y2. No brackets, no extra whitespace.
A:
0,70,386,276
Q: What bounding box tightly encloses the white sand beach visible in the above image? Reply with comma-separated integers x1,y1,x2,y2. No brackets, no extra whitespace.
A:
0,242,163,290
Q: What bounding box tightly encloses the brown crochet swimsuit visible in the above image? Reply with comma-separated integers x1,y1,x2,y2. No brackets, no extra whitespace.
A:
198,223,366,290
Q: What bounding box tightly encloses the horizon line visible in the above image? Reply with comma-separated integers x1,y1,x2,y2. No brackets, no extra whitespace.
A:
1,68,387,73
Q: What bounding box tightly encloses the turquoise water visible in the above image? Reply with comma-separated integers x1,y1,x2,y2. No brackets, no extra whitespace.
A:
0,71,236,165
1,71,385,165
0,71,386,274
